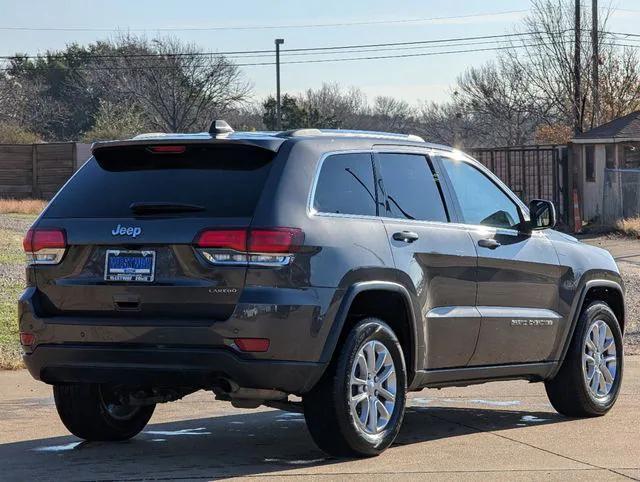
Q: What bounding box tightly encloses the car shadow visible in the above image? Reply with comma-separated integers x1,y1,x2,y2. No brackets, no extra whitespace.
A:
0,403,569,480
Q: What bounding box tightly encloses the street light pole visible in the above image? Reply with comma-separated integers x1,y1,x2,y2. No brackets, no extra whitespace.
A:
275,38,285,131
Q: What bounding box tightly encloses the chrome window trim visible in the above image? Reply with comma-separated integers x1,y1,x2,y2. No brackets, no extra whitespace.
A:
307,147,540,235
307,149,377,218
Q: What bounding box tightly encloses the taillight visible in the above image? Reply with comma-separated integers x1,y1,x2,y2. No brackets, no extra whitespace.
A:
147,145,186,154
248,228,303,253
195,229,247,251
23,228,67,265
194,227,304,266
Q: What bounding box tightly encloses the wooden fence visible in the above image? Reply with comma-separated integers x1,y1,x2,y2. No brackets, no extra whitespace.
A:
0,143,90,199
603,168,640,224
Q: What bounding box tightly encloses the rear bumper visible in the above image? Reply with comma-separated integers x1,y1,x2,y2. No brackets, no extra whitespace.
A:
19,285,340,394
24,344,326,394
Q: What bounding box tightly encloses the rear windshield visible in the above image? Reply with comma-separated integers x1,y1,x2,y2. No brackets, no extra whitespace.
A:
43,144,275,218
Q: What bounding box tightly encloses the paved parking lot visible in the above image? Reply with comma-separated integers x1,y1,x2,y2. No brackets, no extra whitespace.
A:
0,357,638,481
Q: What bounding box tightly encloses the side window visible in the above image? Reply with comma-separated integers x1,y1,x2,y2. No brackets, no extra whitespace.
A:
439,156,521,229
313,152,377,216
377,153,448,222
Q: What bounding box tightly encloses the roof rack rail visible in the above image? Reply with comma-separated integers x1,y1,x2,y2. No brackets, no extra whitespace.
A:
132,132,170,139
277,128,424,142
276,128,322,138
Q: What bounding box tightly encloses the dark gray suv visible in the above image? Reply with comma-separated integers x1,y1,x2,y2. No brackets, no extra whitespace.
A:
19,122,625,457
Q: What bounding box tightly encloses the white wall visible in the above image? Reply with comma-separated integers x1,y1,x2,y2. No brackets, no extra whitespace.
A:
581,144,606,222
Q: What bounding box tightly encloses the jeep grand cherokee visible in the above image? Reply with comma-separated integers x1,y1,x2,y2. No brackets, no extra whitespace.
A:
19,121,625,456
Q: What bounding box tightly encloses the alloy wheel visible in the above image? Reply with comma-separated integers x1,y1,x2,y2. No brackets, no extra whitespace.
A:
349,340,397,435
583,319,618,399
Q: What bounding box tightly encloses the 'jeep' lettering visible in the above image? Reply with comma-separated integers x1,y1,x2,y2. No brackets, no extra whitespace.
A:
111,224,142,238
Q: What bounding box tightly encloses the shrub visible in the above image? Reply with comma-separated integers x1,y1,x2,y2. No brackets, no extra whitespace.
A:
0,124,41,144
616,218,640,238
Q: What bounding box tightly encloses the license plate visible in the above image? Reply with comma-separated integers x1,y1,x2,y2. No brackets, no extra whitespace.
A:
105,250,156,282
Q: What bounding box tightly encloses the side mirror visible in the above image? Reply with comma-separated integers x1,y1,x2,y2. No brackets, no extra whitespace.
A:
528,199,556,230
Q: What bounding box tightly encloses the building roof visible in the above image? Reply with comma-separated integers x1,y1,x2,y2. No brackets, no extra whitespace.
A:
574,110,640,141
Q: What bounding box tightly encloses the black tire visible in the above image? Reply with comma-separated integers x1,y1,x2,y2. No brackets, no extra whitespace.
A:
545,301,624,417
304,318,407,457
53,384,155,441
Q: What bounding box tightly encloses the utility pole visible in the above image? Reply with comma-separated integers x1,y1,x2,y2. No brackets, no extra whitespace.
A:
275,38,284,131
573,0,582,134
591,0,599,127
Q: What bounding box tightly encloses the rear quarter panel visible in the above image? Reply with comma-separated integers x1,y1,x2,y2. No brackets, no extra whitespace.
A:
248,139,399,363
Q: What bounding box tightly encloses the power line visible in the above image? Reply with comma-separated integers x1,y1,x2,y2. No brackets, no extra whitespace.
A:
609,31,640,39
273,32,543,53
0,10,529,32
224,38,538,60
257,42,557,66
2,31,637,72
0,32,546,60
0,42,564,72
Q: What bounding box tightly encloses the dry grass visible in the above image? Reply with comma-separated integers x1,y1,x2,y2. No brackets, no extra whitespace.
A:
0,214,37,370
0,199,46,215
616,218,640,238
0,344,23,370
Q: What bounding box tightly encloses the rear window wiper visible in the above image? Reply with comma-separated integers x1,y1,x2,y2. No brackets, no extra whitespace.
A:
129,202,206,214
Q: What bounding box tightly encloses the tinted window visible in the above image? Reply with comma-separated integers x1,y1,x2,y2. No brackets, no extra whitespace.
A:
440,156,521,229
378,153,447,222
44,145,274,218
314,153,377,216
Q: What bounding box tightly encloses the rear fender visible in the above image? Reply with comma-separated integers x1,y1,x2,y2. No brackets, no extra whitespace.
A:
319,281,422,387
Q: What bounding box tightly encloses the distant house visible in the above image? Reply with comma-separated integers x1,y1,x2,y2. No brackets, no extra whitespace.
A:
572,111,640,224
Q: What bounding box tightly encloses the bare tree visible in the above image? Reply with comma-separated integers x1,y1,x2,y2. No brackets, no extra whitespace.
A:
224,103,266,131
96,36,252,133
82,99,148,141
443,0,640,146
295,83,368,128
502,0,620,132
456,60,546,146
366,96,415,133
0,73,67,139
599,48,640,122
415,100,481,148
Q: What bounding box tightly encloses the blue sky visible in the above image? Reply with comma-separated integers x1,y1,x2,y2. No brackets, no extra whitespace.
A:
1,0,639,105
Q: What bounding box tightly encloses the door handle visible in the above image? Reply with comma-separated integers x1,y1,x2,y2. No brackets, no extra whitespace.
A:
478,238,501,249
393,231,419,243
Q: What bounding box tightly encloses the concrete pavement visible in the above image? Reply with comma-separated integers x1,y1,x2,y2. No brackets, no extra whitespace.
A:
0,357,638,481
